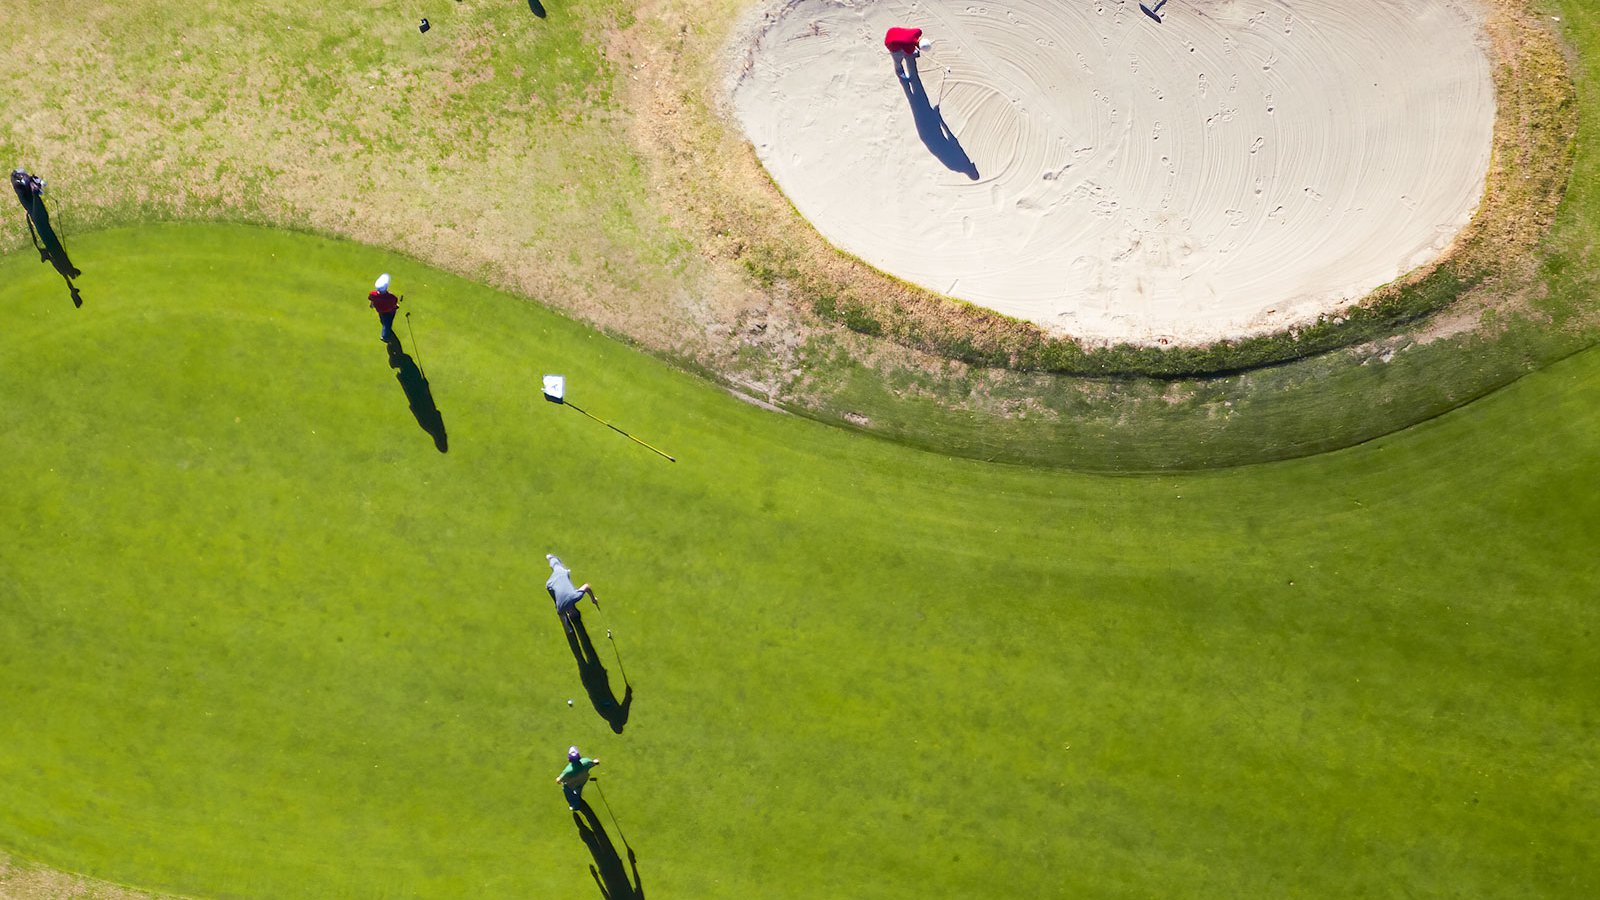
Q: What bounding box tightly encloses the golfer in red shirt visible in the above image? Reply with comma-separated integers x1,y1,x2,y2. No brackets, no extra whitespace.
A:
885,26,925,79
369,273,401,343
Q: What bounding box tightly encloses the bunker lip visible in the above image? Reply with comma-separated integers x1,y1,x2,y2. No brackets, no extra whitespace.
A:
728,0,1497,346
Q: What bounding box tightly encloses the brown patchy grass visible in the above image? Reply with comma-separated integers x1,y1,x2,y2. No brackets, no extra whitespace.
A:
0,853,165,900
1401,0,1581,344
0,0,708,358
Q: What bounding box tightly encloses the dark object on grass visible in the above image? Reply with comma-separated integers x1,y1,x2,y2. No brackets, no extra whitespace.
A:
386,340,448,452
419,18,430,33
529,0,547,16
565,616,632,734
572,799,644,899
541,375,676,462
11,167,83,307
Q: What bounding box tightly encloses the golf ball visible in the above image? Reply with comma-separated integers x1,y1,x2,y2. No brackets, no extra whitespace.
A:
567,699,574,706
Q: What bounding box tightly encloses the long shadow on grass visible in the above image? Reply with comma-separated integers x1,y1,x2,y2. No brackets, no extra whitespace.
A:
14,195,84,307
385,339,448,452
566,617,632,734
573,803,644,899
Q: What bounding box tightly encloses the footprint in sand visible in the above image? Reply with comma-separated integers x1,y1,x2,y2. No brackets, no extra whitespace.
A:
1250,136,1264,154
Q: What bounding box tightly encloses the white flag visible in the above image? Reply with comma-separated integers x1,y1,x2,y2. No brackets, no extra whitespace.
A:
542,374,566,403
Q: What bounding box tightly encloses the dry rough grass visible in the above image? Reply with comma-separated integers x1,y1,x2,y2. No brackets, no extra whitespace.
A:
0,853,164,900
0,0,707,359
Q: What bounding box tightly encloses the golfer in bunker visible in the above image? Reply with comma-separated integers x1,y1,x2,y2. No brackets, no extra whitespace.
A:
546,554,597,634
884,25,926,80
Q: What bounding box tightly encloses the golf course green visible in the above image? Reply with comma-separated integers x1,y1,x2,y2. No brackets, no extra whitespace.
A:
1,224,1597,897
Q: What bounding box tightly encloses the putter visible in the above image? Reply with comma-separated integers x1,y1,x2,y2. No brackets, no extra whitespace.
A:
404,307,426,378
593,778,629,847
591,596,630,684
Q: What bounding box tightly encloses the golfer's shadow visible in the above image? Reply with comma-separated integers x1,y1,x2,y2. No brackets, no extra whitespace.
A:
566,617,632,734
572,803,644,899
18,206,83,308
898,58,979,179
385,340,448,452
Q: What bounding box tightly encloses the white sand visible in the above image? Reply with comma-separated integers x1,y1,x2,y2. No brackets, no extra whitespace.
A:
730,0,1496,344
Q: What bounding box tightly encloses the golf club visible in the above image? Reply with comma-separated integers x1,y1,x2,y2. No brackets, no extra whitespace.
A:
404,306,426,378
44,192,67,244
589,594,630,684
592,778,629,847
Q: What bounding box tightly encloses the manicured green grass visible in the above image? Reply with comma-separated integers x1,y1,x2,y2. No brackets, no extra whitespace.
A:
1,224,1597,898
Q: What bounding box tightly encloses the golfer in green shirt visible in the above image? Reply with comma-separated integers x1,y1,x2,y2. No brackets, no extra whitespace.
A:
557,746,601,811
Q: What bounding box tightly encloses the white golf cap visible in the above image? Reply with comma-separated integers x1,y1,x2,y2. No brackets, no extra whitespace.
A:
375,273,391,291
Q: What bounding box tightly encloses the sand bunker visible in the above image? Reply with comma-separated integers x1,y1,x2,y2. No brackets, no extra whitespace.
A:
730,0,1496,344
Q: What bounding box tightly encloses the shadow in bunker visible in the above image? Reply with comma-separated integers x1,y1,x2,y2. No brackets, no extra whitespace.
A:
898,57,979,180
